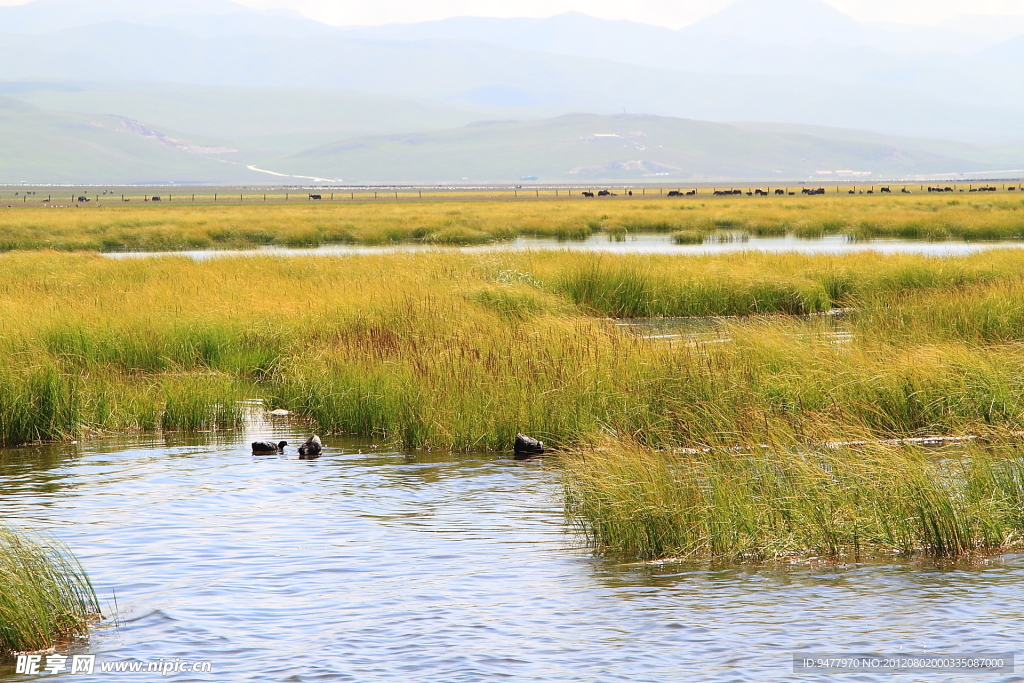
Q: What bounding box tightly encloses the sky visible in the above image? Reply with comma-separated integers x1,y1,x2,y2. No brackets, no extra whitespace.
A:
229,0,1024,29
0,0,1022,28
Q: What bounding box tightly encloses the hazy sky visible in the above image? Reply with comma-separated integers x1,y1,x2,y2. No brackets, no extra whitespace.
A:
0,0,1022,28
230,0,1024,28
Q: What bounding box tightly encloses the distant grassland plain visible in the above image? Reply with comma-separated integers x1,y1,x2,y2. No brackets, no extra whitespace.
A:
3,193,1024,251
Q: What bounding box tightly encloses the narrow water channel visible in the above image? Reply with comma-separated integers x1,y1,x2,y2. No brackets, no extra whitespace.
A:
1,421,1022,682
103,234,1024,259
614,309,853,345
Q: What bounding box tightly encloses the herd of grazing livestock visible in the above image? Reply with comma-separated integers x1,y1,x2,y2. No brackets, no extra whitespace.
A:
578,184,1018,198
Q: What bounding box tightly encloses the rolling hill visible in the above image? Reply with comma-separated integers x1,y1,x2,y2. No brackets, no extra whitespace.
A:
1,100,1012,184
0,81,563,156
268,113,1007,183
0,95,264,184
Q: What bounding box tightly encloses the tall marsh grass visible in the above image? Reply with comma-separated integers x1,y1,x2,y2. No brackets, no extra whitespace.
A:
564,439,1024,561
0,366,80,446
2,250,1024,447
0,527,98,654
4,194,1024,251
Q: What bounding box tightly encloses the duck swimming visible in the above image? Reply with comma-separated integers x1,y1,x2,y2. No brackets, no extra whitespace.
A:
298,435,322,457
252,440,287,455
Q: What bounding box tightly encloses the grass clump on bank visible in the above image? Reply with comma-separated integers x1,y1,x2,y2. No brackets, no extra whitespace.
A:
0,527,99,654
564,439,1024,561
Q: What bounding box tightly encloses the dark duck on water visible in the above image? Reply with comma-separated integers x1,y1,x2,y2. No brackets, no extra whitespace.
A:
298,435,322,457
252,440,287,455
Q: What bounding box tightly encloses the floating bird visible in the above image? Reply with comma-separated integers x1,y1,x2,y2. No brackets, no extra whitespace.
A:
514,433,545,460
298,435,322,457
252,440,287,455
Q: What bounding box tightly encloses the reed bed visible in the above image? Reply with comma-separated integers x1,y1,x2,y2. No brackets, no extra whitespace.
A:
0,250,1023,448
5,248,1024,560
563,438,1024,561
0,527,99,654
4,194,1024,250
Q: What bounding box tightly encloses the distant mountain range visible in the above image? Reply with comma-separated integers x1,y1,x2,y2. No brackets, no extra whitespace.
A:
1,0,1023,183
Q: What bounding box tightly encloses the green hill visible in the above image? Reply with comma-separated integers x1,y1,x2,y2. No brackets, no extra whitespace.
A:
0,95,264,184
0,98,1011,185
3,81,565,156
271,113,997,183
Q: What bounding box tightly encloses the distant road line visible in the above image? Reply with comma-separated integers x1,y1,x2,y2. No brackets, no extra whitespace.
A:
245,165,335,183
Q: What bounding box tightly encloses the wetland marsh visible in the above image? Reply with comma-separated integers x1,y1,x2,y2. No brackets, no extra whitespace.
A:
5,192,1024,251
5,197,1024,677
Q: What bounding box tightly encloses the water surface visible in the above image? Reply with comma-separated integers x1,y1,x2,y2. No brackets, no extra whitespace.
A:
0,422,1021,682
615,309,853,345
104,234,1024,259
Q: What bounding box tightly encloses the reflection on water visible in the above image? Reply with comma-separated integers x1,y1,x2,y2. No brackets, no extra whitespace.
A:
1,424,1022,682
103,234,1024,259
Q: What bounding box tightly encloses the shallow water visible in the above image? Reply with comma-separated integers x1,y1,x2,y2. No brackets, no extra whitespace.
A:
1,421,1023,682
103,233,1024,259
615,309,854,345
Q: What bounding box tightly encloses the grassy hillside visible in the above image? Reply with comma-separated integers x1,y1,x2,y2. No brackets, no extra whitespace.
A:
2,80,567,155
0,95,1012,184
274,113,994,182
736,121,1024,168
0,96,265,184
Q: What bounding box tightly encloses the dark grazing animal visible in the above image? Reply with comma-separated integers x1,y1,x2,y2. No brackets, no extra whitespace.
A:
298,435,322,457
582,191,595,197
667,190,682,197
252,440,287,454
309,194,322,200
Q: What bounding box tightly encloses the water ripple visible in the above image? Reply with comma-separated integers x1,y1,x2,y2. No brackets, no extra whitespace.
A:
0,431,1021,681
